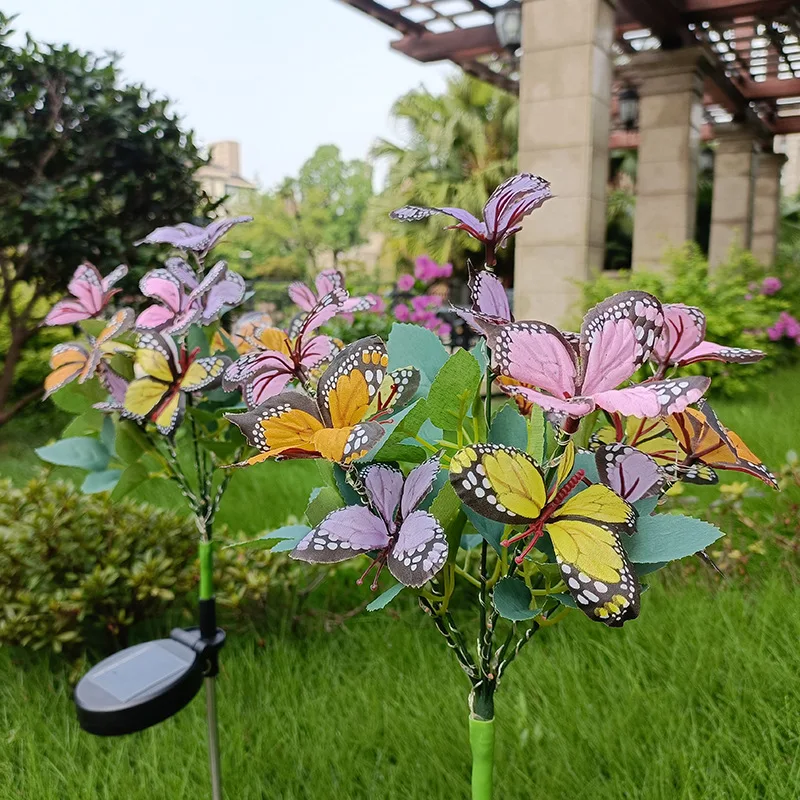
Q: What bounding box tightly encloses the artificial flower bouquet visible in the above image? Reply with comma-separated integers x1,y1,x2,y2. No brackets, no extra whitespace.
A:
40,176,777,800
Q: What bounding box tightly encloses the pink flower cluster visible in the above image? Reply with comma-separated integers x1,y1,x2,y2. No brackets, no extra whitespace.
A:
394,294,451,338
414,255,453,283
746,276,783,300
767,312,800,345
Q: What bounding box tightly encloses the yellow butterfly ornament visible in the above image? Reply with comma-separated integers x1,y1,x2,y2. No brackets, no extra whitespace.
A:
450,443,640,626
121,331,229,436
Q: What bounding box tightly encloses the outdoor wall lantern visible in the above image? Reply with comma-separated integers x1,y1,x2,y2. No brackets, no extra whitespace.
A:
618,84,640,131
494,1,522,54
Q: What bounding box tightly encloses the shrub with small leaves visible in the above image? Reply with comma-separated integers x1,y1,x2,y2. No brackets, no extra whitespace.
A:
0,475,303,655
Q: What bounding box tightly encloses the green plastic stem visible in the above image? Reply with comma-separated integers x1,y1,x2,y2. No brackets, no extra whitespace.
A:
199,540,214,601
469,715,495,800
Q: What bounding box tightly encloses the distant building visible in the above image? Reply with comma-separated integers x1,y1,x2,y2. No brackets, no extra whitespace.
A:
196,140,257,208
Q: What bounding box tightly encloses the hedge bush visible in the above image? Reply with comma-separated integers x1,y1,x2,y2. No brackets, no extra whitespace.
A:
0,476,309,655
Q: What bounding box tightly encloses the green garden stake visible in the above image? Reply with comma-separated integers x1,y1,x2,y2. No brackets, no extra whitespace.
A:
469,716,496,800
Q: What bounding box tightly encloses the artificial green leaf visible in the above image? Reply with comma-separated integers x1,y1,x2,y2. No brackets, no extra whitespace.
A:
187,324,210,357
575,410,601,451
115,420,149,464
463,507,503,554
333,464,362,505
375,398,431,463
111,462,150,501
108,352,134,381
427,350,482,431
35,437,111,471
624,513,724,564
366,582,404,611
634,496,659,518
226,524,311,552
429,480,467,563
81,469,122,494
526,406,545,462
305,486,345,527
470,339,488,373
100,416,116,456
635,561,668,577
490,404,527,450
80,319,106,338
62,409,104,438
492,577,541,621
387,323,449,390
49,380,107,414
572,451,600,484
199,439,242,459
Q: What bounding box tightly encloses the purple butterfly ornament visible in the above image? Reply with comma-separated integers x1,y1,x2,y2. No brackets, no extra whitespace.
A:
391,173,552,265
291,457,448,589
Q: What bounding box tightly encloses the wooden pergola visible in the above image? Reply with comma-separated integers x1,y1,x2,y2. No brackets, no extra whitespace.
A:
342,0,800,136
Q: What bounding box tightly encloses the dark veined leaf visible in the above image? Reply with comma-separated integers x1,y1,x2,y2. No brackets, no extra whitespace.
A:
111,462,150,501
427,349,482,432
490,403,527,450
493,577,541,621
429,480,467,564
305,486,345,528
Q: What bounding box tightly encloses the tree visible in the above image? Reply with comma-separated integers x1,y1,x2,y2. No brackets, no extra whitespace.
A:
370,75,518,272
217,145,372,281
0,14,210,424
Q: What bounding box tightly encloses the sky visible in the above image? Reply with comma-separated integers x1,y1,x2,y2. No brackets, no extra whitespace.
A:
7,0,455,190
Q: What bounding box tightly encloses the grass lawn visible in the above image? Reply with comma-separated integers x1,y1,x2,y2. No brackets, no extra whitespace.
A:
1,579,799,799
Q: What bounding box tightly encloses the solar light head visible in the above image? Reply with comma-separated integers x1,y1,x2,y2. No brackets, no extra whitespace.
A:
74,627,224,736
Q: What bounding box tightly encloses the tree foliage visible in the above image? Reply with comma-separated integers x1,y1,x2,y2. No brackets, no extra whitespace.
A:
369,75,518,273
0,13,209,423
218,145,372,282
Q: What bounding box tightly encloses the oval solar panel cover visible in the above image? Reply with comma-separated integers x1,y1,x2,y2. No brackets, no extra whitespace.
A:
75,638,204,736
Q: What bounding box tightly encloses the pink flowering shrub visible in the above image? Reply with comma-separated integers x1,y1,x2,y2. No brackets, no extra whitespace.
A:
392,255,453,338
767,312,800,345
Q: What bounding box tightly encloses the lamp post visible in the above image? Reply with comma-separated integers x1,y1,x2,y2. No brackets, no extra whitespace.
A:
494,1,522,55
618,85,640,131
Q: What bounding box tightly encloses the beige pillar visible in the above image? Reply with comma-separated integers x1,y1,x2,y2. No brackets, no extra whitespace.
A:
751,150,786,266
629,49,709,271
708,125,757,268
513,0,615,324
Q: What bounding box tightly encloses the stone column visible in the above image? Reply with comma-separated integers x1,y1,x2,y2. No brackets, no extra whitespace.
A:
629,49,709,272
751,150,786,266
708,125,757,268
513,0,615,324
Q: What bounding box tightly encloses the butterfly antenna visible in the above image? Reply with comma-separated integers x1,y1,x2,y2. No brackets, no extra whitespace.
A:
696,549,725,579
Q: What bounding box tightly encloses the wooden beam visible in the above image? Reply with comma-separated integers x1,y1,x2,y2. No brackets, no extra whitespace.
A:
674,0,793,23
391,25,500,63
742,78,800,100
617,0,693,48
773,115,800,134
338,0,425,36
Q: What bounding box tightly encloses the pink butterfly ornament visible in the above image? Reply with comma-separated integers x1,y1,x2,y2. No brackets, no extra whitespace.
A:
489,291,710,419
391,173,552,265
43,263,128,326
136,259,245,335
650,303,765,372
